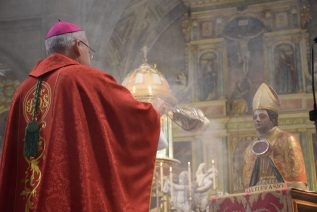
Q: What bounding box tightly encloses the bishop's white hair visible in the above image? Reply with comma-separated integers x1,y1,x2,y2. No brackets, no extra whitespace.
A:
45,31,86,55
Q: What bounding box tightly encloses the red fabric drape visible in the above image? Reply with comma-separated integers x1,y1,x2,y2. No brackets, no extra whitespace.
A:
0,53,160,212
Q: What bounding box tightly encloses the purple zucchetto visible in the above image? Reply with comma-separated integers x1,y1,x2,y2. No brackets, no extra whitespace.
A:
46,20,82,39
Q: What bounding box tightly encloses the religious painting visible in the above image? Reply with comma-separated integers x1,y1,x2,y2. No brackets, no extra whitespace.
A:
201,21,213,38
228,76,252,115
215,17,224,37
223,16,265,102
275,12,289,29
198,51,218,101
192,21,200,40
228,134,256,193
273,43,299,94
174,141,192,171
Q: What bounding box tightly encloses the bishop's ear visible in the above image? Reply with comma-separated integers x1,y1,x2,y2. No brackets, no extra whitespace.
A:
72,39,81,57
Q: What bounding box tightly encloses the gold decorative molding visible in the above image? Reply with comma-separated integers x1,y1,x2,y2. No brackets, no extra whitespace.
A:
263,29,308,41
182,0,243,8
177,0,316,193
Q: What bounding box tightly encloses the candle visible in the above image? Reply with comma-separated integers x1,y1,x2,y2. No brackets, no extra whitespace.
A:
187,162,191,196
160,162,163,192
212,160,216,190
169,166,173,199
148,86,153,95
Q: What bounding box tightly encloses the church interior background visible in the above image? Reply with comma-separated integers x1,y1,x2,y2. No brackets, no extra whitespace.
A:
1,0,317,204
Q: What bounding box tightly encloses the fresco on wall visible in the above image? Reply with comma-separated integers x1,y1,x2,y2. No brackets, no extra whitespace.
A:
228,76,252,114
222,16,265,114
274,43,299,93
199,52,218,101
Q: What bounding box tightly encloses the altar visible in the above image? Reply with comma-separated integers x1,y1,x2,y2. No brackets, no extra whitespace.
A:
209,188,317,212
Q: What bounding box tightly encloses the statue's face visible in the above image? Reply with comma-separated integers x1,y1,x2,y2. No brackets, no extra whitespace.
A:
253,109,274,135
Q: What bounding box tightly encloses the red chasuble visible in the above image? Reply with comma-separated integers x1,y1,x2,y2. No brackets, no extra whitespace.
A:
0,53,160,212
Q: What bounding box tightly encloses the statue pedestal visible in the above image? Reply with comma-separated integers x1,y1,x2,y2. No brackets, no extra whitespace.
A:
209,188,317,211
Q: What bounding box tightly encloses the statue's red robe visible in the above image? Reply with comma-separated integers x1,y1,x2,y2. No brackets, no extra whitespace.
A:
0,53,160,212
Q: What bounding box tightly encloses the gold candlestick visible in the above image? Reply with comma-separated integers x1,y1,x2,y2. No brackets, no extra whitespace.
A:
160,162,163,192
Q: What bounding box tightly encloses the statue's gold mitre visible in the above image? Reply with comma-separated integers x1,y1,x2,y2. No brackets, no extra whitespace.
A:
252,83,280,112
